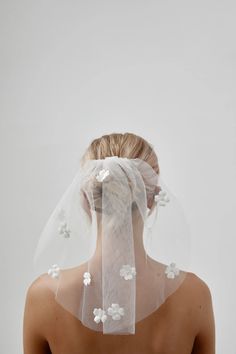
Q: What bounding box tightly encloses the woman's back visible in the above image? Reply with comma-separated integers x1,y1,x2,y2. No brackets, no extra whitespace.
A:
23,263,215,354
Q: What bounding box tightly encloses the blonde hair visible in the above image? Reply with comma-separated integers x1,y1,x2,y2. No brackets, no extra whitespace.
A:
80,133,160,217
80,132,160,174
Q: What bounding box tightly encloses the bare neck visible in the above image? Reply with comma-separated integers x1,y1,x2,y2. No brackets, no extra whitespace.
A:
89,209,150,272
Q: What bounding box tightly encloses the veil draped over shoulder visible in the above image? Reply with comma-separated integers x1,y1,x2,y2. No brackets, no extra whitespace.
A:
33,155,191,335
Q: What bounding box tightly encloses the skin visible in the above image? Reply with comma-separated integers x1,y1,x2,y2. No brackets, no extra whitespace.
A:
23,263,215,354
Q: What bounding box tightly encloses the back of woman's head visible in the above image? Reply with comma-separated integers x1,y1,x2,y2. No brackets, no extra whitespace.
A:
80,133,160,215
80,132,160,175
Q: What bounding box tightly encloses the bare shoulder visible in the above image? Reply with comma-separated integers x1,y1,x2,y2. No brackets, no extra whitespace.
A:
180,271,215,354
26,272,55,303
183,271,213,301
24,274,56,328
23,274,56,354
25,264,86,307
177,271,214,314
27,273,51,294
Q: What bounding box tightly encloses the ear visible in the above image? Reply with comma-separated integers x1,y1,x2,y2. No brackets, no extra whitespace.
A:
81,190,92,220
147,185,161,209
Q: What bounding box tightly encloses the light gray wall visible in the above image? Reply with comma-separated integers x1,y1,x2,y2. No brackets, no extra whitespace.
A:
0,0,235,353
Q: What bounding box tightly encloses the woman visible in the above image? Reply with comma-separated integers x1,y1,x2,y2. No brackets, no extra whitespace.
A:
23,132,215,354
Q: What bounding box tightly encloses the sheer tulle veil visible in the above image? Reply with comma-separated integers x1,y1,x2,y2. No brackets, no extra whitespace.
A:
33,153,191,334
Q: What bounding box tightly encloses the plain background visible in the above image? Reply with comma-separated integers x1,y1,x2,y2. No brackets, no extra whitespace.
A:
0,0,235,353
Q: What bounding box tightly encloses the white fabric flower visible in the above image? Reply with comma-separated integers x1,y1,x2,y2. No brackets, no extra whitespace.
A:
48,264,60,279
119,264,136,280
154,189,170,206
58,221,71,238
165,262,180,279
96,168,110,182
93,308,107,323
107,303,125,320
83,271,91,286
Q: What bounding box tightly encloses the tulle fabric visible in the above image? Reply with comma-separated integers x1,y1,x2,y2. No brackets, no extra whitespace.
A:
33,156,191,334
